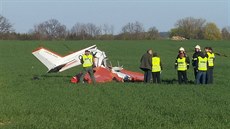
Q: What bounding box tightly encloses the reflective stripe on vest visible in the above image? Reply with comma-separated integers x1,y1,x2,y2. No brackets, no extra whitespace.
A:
198,56,208,71
177,57,187,71
82,54,93,67
207,52,215,67
152,57,161,72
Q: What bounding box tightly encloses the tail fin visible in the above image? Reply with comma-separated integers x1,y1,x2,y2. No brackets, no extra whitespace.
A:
32,47,62,71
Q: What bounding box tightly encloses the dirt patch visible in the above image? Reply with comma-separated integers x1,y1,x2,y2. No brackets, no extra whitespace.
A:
0,121,11,126
171,36,187,41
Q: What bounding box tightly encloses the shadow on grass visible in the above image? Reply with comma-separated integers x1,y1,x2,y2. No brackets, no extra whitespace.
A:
30,75,195,85
31,74,72,80
162,79,194,84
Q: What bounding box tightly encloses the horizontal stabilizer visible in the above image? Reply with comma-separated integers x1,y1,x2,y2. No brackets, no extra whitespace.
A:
32,47,62,70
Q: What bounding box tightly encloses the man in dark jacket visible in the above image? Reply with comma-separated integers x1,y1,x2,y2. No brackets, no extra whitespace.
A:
192,45,202,80
140,49,153,83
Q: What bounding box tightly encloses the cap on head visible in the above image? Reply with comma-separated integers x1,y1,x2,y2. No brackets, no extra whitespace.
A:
195,45,201,50
153,52,158,56
209,47,213,51
179,47,185,51
147,49,153,54
147,49,152,52
204,47,209,52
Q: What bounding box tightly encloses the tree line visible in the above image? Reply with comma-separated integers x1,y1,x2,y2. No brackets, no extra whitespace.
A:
0,15,230,40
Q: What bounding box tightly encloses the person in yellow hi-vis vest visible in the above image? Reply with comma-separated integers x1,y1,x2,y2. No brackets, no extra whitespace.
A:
205,47,215,84
175,53,189,84
79,50,96,84
195,52,208,84
152,52,163,84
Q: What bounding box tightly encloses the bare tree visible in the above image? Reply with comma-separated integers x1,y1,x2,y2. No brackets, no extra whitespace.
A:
33,19,67,40
172,17,206,39
121,21,144,34
221,26,230,40
86,23,101,37
146,26,159,40
102,24,114,35
0,15,14,33
121,21,145,40
71,23,86,39
70,23,101,40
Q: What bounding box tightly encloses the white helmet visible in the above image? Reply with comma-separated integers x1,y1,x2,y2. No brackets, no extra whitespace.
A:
195,45,201,50
179,47,185,51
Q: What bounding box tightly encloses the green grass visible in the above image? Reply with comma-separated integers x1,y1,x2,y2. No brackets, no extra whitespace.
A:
0,40,230,129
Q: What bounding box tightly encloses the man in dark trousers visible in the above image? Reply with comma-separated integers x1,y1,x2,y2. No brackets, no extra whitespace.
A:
196,52,208,84
192,45,202,80
175,53,189,84
152,52,163,84
140,49,153,83
206,47,215,84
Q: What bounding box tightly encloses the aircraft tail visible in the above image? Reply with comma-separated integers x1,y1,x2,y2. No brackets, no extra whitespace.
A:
32,47,62,71
32,45,107,73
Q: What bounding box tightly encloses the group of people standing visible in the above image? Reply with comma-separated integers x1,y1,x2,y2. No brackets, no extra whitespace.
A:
140,45,215,84
139,49,163,84
192,46,215,84
79,45,215,84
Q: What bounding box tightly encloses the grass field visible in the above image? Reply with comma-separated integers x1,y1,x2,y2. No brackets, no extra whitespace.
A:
0,40,230,129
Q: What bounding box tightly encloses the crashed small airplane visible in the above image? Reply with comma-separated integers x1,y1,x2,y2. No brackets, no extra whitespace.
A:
32,45,144,83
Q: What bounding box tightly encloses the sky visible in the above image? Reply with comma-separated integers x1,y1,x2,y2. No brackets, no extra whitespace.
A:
0,0,229,33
